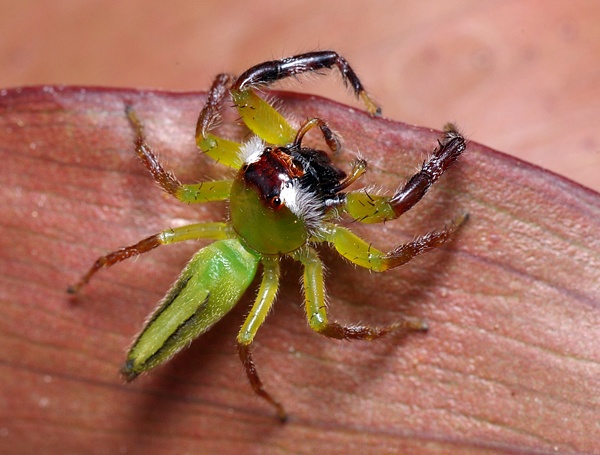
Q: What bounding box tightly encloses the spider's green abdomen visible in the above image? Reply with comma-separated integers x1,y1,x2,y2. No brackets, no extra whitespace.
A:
122,238,259,380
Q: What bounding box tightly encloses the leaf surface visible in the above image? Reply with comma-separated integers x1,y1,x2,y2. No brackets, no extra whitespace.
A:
1,86,599,454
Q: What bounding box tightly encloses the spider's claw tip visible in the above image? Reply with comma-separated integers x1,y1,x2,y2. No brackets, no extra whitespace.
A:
66,284,79,295
277,409,289,423
405,317,428,332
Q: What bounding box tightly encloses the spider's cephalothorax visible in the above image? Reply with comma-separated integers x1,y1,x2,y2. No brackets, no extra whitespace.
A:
231,133,349,255
68,51,467,421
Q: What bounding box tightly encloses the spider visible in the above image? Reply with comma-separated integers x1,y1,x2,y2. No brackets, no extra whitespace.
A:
68,51,467,421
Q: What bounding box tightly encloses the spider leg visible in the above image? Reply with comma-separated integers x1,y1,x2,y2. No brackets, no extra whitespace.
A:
232,51,381,116
292,247,427,343
229,51,381,146
230,88,298,146
193,73,245,169
67,222,234,294
237,258,287,421
126,106,233,201
194,70,299,149
323,215,467,272
344,125,466,223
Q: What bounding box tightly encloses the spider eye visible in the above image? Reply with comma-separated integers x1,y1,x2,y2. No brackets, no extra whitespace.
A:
271,196,282,208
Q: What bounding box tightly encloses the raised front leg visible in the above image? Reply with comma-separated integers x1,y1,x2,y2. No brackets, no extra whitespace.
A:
229,51,382,146
344,125,466,223
232,51,381,116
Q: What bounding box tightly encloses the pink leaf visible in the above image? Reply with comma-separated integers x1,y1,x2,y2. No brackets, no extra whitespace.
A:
1,86,599,454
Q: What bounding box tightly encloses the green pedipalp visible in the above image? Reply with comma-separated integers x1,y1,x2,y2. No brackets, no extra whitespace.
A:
122,239,259,380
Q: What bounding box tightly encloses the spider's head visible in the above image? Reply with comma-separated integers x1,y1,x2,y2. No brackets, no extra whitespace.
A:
229,137,347,255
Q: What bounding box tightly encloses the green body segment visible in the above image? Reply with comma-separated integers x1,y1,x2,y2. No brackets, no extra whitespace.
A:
237,258,280,345
229,178,308,255
230,89,297,146
197,135,243,170
196,89,297,169
177,180,233,204
345,192,397,224
122,238,260,380
292,248,328,331
323,223,391,271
